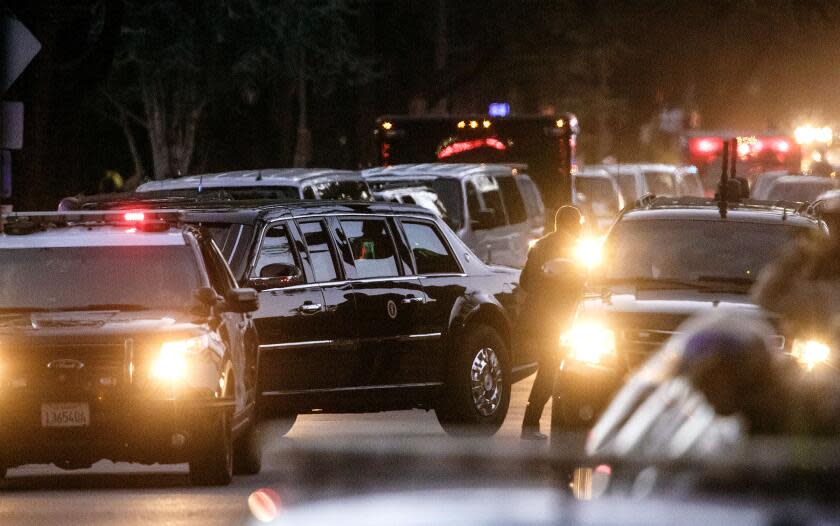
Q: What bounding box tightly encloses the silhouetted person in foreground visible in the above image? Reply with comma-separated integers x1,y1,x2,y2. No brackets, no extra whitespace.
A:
520,206,585,440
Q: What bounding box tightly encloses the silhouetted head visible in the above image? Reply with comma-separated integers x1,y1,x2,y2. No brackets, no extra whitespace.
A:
554,205,583,237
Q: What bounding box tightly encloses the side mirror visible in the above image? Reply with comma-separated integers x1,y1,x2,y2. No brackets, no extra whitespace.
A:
223,288,259,313
194,287,221,306
471,209,499,230
248,262,304,290
191,287,221,317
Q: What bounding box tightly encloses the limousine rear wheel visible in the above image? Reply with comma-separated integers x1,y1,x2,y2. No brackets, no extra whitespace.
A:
436,325,510,436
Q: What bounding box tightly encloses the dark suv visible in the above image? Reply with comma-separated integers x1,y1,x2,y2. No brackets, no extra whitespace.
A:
0,211,260,485
163,201,531,435
551,197,821,434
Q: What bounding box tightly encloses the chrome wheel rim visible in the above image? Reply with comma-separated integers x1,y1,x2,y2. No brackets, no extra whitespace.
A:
470,347,503,416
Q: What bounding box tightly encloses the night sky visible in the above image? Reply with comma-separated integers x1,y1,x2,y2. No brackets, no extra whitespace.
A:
4,0,840,209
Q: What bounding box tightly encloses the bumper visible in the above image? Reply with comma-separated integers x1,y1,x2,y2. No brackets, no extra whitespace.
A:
0,396,233,468
552,359,625,426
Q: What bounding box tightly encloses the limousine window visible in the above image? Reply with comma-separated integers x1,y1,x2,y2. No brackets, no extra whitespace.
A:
299,220,339,282
402,221,460,275
341,219,400,278
254,224,296,277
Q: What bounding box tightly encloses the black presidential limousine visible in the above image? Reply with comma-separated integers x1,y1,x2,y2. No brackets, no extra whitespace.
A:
85,199,536,436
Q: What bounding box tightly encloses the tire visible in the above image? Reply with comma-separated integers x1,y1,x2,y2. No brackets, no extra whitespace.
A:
233,421,262,476
189,410,234,486
436,325,511,436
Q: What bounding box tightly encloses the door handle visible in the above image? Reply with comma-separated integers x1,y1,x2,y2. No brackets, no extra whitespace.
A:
401,296,425,305
298,302,323,314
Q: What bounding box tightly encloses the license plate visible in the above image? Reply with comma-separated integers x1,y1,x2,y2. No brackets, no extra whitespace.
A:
41,403,90,428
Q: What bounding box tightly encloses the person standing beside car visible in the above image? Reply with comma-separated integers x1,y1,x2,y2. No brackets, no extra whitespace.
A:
520,205,586,440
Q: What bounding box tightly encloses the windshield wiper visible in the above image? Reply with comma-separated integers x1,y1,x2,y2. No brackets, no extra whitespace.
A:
697,276,755,285
696,275,755,286
602,277,715,290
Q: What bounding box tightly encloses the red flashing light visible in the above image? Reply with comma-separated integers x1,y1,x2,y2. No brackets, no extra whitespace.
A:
437,137,507,159
775,139,790,153
123,212,145,222
595,464,612,476
689,137,722,156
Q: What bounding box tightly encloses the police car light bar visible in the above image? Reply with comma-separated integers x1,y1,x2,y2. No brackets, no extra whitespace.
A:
0,210,185,228
123,211,145,222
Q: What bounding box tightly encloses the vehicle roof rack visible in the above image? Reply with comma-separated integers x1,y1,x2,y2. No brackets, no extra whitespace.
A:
633,193,657,209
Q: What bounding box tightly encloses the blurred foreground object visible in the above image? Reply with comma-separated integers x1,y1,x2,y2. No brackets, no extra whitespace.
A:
753,193,840,332
588,310,840,460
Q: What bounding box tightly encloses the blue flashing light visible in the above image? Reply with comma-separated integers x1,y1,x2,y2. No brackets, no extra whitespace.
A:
488,102,510,117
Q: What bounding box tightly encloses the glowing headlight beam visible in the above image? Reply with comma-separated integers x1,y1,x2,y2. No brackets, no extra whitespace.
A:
791,339,830,371
151,335,209,381
574,236,604,268
562,323,616,365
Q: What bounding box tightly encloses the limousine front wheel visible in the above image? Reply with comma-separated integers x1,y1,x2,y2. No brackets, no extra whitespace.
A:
436,325,510,436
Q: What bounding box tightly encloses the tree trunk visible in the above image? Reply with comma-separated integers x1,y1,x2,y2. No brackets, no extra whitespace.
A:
118,110,145,190
293,47,311,168
141,75,203,180
143,79,170,180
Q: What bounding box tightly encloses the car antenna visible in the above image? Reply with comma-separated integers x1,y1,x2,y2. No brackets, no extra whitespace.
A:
716,138,731,218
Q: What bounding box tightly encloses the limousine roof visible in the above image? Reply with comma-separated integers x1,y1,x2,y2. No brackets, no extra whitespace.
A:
362,163,528,180
136,168,362,192
156,199,441,226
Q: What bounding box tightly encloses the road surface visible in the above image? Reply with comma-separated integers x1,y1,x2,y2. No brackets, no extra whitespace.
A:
0,374,584,525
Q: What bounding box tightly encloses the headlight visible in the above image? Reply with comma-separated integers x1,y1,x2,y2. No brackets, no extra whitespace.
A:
151,335,209,381
562,322,616,365
573,236,604,268
791,338,831,371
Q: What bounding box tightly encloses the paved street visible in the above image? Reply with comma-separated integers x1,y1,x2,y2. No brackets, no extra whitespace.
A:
0,374,582,526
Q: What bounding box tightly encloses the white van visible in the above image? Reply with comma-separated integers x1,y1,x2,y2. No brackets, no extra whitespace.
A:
594,163,703,203
573,168,624,232
364,163,545,268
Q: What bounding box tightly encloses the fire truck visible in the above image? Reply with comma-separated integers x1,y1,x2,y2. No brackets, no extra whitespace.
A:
683,131,801,193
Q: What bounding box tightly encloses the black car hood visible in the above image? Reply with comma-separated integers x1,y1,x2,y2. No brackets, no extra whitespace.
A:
577,287,776,349
0,309,207,341
581,288,761,319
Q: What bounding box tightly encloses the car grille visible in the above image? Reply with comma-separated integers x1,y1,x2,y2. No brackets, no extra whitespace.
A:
619,330,786,370
6,343,130,392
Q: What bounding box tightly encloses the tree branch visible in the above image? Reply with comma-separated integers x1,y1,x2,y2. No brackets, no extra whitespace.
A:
103,91,149,130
